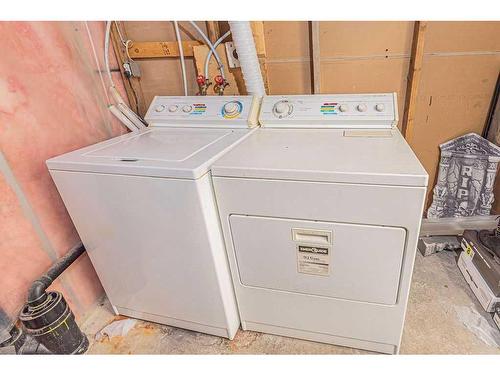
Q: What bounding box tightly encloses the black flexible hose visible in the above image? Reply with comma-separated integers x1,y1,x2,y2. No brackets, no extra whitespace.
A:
20,242,89,354
27,243,85,307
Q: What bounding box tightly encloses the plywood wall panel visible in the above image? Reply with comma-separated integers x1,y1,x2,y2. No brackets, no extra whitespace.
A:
267,62,312,94
123,21,207,42
410,54,500,210
137,59,199,105
264,21,412,110
425,21,500,53
122,21,208,105
264,21,310,59
320,22,413,57
320,58,409,122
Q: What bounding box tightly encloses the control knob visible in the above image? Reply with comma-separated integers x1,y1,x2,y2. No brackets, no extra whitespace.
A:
168,105,179,112
182,105,193,113
356,104,367,112
155,105,165,112
222,101,241,117
338,104,349,112
375,103,385,112
273,101,293,118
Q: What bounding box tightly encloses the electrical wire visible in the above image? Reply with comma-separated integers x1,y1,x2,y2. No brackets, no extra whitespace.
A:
125,40,133,61
204,30,231,79
173,21,188,96
115,23,141,115
104,21,145,130
123,39,141,114
114,21,127,47
188,21,226,80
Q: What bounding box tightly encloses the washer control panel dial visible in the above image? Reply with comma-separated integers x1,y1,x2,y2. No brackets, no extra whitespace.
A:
338,104,349,112
145,96,259,127
222,100,243,119
356,104,367,112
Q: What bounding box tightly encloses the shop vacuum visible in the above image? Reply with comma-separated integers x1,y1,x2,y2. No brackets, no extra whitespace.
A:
1,243,89,354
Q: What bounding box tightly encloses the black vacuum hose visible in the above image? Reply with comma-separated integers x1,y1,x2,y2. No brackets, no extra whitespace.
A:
19,242,89,354
27,243,86,306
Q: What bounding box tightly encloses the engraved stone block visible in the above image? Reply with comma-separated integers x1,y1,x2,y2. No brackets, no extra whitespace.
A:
428,133,500,218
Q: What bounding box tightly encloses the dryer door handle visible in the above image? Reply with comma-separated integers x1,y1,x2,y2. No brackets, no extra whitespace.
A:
292,228,332,245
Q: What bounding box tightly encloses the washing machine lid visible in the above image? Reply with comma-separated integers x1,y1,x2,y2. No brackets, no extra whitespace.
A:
212,128,428,187
47,127,254,179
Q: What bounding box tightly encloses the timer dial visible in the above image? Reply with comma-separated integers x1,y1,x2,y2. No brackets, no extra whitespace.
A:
222,101,242,118
273,100,293,118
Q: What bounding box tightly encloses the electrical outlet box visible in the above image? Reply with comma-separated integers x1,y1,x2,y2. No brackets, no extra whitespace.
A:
123,60,141,78
225,42,240,68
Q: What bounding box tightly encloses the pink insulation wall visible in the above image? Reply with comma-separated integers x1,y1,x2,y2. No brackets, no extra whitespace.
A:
0,22,129,320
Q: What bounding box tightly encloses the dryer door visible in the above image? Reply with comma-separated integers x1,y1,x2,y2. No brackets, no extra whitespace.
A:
229,215,406,305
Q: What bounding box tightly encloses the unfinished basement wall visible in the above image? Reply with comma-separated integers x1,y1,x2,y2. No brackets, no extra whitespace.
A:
268,22,500,213
263,21,500,213
111,21,500,214
119,21,209,112
410,22,500,212
0,21,129,320
264,21,414,122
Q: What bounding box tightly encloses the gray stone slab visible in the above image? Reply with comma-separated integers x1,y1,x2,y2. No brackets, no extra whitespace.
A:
418,235,461,257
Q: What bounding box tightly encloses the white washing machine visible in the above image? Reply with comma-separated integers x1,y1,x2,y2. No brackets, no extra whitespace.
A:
46,96,260,339
212,93,428,353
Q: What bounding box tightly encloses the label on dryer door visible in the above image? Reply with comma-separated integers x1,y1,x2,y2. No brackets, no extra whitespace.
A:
297,245,330,276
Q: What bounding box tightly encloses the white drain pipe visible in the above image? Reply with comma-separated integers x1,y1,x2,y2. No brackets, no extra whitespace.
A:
173,21,188,96
228,21,265,97
104,21,145,131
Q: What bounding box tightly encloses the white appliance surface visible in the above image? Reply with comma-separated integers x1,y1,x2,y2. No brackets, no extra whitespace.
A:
212,93,428,353
258,93,398,128
212,128,427,186
46,96,258,339
230,215,406,305
51,170,239,338
47,127,253,179
145,95,259,127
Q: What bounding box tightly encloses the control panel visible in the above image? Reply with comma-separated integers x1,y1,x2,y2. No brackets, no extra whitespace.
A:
259,93,398,129
144,96,260,128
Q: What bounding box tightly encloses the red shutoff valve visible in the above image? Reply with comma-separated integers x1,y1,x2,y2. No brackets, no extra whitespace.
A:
196,75,211,96
214,75,229,95
197,75,206,86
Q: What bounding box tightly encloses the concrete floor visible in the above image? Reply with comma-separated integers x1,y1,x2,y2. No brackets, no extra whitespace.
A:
80,251,500,354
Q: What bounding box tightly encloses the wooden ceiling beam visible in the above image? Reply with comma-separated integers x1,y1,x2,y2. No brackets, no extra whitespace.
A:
127,41,203,59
